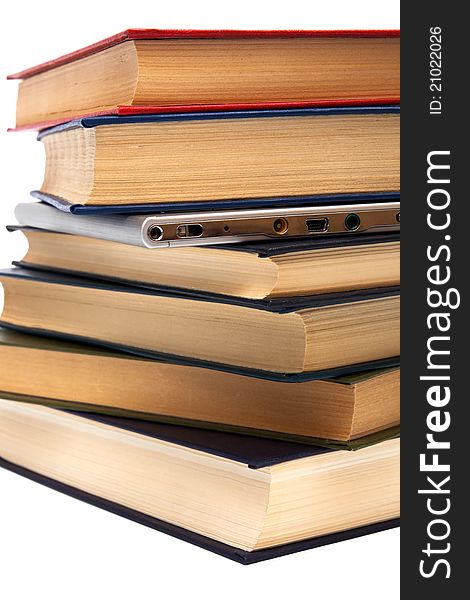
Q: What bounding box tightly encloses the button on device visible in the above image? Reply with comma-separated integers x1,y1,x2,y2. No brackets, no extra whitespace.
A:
176,224,204,238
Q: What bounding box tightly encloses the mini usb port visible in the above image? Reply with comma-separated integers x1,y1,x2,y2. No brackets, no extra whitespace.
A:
306,218,328,232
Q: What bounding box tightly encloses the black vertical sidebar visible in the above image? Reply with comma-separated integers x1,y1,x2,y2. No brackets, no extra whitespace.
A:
401,4,467,597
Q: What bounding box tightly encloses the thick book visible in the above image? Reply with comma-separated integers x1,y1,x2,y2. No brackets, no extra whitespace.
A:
0,329,400,448
33,107,400,211
0,399,400,563
8,29,400,130
11,224,400,299
0,268,400,380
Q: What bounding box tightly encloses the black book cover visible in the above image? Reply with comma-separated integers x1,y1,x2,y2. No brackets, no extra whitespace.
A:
0,408,399,563
31,190,401,215
10,224,399,306
0,267,400,382
9,223,399,256
0,457,399,564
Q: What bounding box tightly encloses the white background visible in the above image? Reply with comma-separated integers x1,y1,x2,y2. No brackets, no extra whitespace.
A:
0,2,400,598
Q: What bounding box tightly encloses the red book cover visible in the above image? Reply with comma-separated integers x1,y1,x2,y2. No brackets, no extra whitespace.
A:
8,29,400,79
9,99,399,133
8,29,400,131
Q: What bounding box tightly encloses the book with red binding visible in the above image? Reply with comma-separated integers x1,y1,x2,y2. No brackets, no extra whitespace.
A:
8,28,400,130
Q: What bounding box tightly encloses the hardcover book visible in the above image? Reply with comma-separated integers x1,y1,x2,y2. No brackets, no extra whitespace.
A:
11,224,400,299
33,107,400,211
0,329,400,448
8,29,400,130
0,399,400,563
0,268,400,379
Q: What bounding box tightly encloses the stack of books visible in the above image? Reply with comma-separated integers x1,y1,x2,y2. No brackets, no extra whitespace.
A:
0,29,400,564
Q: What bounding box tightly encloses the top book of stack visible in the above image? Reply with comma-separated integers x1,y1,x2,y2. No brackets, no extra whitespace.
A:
9,29,400,130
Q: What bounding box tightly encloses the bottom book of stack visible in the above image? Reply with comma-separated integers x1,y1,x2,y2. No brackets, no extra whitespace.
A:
0,397,399,564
